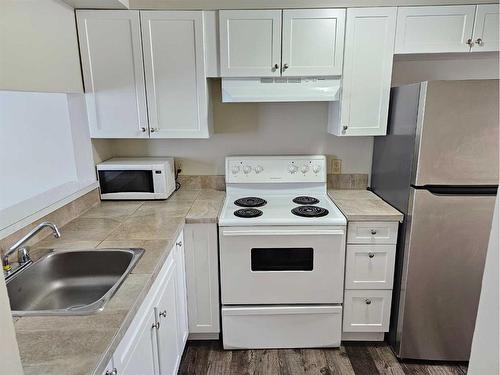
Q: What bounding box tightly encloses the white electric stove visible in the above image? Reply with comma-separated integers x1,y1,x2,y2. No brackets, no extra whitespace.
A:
218,155,347,350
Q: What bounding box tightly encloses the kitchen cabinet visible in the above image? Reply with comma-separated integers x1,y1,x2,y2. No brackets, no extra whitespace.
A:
328,7,396,136
184,223,220,338
343,221,398,340
76,11,149,138
107,233,186,375
219,9,345,77
395,5,476,54
472,4,500,52
174,233,189,350
141,11,211,138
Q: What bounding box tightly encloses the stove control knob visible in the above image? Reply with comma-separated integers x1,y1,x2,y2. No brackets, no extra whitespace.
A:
254,165,264,174
312,165,321,174
301,164,310,173
231,165,240,174
288,164,298,174
243,165,252,174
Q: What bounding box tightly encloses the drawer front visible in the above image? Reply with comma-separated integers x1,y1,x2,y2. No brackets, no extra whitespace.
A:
345,244,396,289
343,290,392,332
347,221,398,244
222,305,342,349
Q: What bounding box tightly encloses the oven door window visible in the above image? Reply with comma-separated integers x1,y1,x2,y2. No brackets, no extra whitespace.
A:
99,170,154,194
251,248,313,271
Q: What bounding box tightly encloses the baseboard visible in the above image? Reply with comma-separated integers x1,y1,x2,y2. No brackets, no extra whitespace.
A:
342,332,385,341
188,332,220,340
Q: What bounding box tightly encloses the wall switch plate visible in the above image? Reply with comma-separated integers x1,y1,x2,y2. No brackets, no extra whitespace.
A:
330,159,342,174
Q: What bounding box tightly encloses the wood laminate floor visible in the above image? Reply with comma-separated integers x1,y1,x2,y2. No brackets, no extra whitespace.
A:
179,340,468,375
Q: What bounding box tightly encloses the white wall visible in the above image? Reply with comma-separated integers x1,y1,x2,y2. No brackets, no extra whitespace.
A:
0,0,83,93
0,91,97,238
469,196,499,375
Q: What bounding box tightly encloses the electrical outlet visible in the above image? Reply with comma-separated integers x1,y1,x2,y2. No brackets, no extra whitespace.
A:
331,159,342,174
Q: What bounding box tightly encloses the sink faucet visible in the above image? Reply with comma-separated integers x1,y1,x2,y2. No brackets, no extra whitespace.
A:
3,221,61,277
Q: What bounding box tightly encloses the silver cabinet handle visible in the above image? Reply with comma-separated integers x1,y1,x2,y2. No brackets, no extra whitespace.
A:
283,63,289,70
159,310,167,318
273,63,279,70
150,128,156,133
342,125,348,131
176,241,183,247
466,38,474,47
152,321,160,330
365,298,372,305
476,38,483,46
370,229,377,235
141,127,146,132
368,252,375,258
105,368,118,375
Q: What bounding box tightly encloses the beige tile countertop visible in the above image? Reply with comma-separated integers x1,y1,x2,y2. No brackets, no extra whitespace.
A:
13,188,224,375
328,189,404,222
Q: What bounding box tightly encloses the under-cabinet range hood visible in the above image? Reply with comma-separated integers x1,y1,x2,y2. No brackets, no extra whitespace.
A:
221,77,341,103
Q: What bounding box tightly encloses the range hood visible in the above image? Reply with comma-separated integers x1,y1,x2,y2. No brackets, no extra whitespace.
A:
221,77,341,103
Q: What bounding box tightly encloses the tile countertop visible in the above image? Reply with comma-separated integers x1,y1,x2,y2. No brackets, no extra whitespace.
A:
13,188,225,375
328,189,404,222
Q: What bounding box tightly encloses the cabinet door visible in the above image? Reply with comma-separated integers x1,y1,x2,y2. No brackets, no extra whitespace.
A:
141,11,210,138
184,223,220,335
472,4,500,52
219,10,282,77
115,308,159,375
174,232,189,349
155,263,181,375
76,11,148,138
328,7,396,136
343,290,392,332
281,9,345,77
394,5,475,53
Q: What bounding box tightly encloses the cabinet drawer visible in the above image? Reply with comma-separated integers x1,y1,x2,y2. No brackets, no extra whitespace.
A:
222,305,342,349
347,221,398,244
343,290,392,332
345,244,396,289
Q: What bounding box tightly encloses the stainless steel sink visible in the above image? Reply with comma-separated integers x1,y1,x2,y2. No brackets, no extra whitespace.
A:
6,248,144,316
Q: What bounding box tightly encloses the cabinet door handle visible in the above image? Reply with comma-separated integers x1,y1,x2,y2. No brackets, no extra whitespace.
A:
342,125,348,131
365,298,372,305
150,128,156,133
176,241,183,247
283,63,289,70
273,63,279,70
370,229,377,235
152,321,160,330
141,127,146,132
368,252,375,258
105,368,118,375
475,38,483,46
466,38,475,47
159,310,167,318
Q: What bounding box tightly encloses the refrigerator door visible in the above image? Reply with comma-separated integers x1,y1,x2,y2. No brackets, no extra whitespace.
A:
396,188,496,360
413,79,499,186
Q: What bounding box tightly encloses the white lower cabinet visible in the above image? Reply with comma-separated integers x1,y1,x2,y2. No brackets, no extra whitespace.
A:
107,231,187,375
343,290,392,333
222,305,342,349
184,223,220,338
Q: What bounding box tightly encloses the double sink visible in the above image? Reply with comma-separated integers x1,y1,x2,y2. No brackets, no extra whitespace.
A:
7,248,143,316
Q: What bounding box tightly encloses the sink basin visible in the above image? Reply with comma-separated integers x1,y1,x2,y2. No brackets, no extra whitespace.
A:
6,248,144,316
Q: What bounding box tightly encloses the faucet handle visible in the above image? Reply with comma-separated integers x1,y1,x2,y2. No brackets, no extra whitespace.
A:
17,247,31,265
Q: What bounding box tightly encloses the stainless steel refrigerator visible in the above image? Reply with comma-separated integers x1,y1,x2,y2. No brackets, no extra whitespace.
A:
371,79,499,361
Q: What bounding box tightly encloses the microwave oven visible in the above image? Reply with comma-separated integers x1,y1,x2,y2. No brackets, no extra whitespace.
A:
96,158,175,200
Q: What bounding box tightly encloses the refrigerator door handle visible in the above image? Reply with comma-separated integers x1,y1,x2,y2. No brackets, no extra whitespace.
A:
412,185,498,196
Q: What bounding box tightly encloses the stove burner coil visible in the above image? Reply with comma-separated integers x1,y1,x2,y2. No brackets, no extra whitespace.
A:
292,196,320,205
234,208,264,218
234,197,267,208
291,206,329,218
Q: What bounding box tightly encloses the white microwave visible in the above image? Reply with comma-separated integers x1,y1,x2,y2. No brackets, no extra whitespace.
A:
97,158,175,200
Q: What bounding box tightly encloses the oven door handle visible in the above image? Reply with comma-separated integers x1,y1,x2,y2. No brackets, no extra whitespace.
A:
221,229,345,236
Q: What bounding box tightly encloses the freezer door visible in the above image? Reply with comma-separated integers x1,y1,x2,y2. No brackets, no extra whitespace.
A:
397,188,496,360
414,80,499,186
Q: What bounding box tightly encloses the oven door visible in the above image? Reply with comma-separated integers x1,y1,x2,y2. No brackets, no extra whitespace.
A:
219,226,346,305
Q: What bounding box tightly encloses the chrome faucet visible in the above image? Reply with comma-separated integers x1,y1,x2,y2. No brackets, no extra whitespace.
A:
3,221,61,278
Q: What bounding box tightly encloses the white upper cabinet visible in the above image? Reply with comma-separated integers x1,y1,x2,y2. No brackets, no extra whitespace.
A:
219,9,345,77
329,7,397,136
141,11,211,138
219,10,282,77
76,11,148,138
281,9,345,77
395,5,476,54
472,4,500,52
